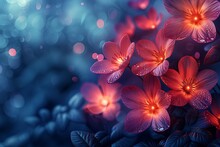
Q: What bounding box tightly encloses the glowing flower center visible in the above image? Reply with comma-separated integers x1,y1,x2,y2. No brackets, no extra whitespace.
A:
101,99,109,107
145,100,159,116
151,25,155,29
116,58,124,65
190,14,202,25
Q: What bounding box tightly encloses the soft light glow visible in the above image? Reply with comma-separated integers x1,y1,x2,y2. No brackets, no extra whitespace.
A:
73,42,85,54
151,106,155,110
97,54,104,61
8,48,17,56
92,53,98,59
101,99,109,107
97,19,104,29
151,25,155,29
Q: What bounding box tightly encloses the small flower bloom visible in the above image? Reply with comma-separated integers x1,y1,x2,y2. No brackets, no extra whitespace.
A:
161,56,218,109
163,0,220,43
135,8,162,30
122,75,171,133
81,77,121,121
132,29,175,76
204,94,220,129
115,16,135,42
90,35,135,83
128,0,149,10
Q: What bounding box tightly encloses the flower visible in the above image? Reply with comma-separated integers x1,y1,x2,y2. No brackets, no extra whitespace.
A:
128,0,149,10
121,75,171,133
115,16,135,42
135,8,162,30
163,0,220,43
90,35,135,83
81,77,121,121
132,29,175,76
161,56,218,109
204,94,220,129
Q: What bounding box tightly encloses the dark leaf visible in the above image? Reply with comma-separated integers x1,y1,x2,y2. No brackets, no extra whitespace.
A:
95,131,111,145
68,93,84,109
68,109,85,123
112,137,137,147
204,41,220,65
208,139,220,147
71,131,101,147
134,141,160,147
189,128,212,144
185,109,198,127
165,131,190,147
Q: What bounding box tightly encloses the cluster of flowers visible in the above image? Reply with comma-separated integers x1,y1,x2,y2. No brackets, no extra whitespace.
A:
81,0,220,134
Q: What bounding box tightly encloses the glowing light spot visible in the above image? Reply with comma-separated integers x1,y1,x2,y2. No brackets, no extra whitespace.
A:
151,25,155,29
9,48,17,56
97,19,104,29
92,53,98,59
36,3,41,10
97,54,104,61
73,42,85,54
194,52,200,59
101,99,109,107
72,76,78,82
151,106,155,110
80,2,84,6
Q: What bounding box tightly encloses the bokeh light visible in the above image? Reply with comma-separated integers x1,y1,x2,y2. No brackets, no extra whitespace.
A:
73,42,85,54
8,48,17,56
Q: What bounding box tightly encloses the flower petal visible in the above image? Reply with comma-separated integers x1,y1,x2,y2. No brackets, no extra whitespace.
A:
143,74,161,98
164,17,192,40
152,60,169,76
81,83,102,103
155,29,175,58
178,56,198,80
84,104,104,114
202,0,220,21
195,69,218,90
169,90,188,106
135,16,151,30
204,111,220,128
156,90,171,109
190,89,212,110
107,69,124,83
211,94,220,119
90,60,117,74
152,109,170,132
163,0,191,16
132,61,157,76
103,42,120,60
103,103,120,121
161,69,182,90
119,34,131,56
98,76,121,102
121,86,146,109
125,109,152,133
136,39,158,60
191,20,216,43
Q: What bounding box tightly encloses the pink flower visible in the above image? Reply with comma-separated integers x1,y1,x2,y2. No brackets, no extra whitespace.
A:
163,0,220,43
161,56,218,109
135,8,162,30
115,16,135,42
128,0,149,10
81,77,121,121
90,35,135,83
204,94,220,129
121,75,171,133
132,29,175,76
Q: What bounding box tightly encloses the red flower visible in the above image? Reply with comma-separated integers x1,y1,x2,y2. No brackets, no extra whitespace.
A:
81,77,121,121
204,94,220,129
132,29,175,76
128,0,149,10
115,16,135,42
163,0,220,43
90,35,135,83
161,56,218,109
135,8,162,30
121,75,171,133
